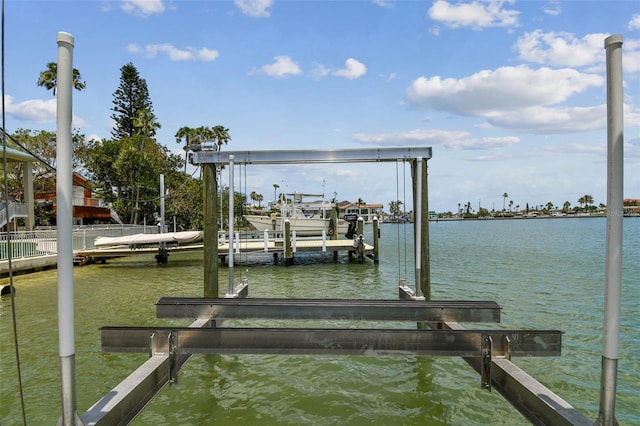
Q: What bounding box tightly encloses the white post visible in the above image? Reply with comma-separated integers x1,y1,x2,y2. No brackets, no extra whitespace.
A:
56,31,82,426
597,34,624,426
414,157,423,298
159,174,165,233
227,155,235,295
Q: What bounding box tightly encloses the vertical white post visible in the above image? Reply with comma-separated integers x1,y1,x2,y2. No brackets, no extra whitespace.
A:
264,230,269,252
159,174,165,233
414,157,423,298
597,34,624,426
56,31,82,426
227,155,235,295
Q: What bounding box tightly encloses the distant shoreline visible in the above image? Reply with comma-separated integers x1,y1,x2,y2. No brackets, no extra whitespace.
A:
420,214,639,223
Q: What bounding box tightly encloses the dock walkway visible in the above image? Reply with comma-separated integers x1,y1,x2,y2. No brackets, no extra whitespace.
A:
75,237,374,263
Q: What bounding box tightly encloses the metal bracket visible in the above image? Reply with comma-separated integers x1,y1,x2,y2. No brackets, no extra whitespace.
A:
481,335,493,391
504,335,512,361
168,331,178,386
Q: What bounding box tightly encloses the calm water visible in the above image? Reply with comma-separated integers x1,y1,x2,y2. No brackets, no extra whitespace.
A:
1,217,638,425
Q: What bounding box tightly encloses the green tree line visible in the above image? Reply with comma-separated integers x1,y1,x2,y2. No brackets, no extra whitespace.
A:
2,62,240,230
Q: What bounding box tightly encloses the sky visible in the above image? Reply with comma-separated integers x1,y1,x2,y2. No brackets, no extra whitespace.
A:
3,0,639,214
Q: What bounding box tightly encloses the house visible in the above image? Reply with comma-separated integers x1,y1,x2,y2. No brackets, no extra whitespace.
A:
338,201,384,223
1,146,36,230
36,173,120,225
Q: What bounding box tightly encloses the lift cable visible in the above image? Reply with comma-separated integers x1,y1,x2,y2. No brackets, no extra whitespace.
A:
1,0,28,422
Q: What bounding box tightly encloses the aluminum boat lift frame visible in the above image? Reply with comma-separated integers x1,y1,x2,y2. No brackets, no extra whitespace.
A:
82,147,592,425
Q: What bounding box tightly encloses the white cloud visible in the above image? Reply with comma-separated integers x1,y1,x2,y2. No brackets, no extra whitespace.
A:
127,43,219,61
3,95,86,127
407,65,603,113
629,14,640,31
120,0,165,17
234,0,273,18
406,65,608,134
542,0,561,16
4,95,56,123
261,56,302,78
516,30,608,68
311,63,331,79
352,128,518,150
485,105,607,134
372,0,394,8
332,58,367,79
428,0,520,30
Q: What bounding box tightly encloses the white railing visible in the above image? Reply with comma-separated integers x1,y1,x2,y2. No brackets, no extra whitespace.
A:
0,225,154,260
0,201,27,229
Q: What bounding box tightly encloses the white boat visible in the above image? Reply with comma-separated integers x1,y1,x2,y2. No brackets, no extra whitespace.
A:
244,192,350,237
94,230,203,248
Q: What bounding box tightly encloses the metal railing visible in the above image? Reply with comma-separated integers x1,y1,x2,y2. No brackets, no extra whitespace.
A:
0,200,27,229
0,225,155,260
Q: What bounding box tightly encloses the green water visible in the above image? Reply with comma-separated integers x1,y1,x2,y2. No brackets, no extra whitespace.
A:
1,217,639,425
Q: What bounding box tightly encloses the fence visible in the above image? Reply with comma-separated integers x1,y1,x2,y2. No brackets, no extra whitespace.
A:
0,225,155,261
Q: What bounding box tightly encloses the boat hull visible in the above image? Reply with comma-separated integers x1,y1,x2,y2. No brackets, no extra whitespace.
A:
244,215,349,237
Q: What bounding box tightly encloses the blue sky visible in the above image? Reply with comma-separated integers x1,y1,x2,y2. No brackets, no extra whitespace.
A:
4,0,639,213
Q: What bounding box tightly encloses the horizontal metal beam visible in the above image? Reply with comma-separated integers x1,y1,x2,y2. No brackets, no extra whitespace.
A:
82,318,211,426
101,327,561,358
155,298,501,323
191,147,432,165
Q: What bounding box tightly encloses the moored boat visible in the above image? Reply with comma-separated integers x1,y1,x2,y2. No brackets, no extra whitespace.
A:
244,192,350,237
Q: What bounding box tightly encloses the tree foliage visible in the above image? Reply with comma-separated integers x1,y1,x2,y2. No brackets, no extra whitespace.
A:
2,129,90,200
85,136,184,224
111,63,154,139
37,62,86,95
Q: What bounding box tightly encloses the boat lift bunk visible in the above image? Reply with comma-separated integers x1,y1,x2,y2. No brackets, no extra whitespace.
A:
87,147,592,426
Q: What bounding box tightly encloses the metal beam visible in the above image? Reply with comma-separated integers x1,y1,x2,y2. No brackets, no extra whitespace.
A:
191,147,432,165
82,318,211,426
101,327,561,358
444,322,591,425
155,297,501,323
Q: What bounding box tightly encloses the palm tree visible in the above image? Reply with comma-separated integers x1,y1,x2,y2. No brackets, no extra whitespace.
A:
563,201,571,213
133,109,161,138
578,196,585,212
357,198,365,217
584,194,594,214
273,183,280,202
502,193,509,212
210,125,231,150
37,62,86,95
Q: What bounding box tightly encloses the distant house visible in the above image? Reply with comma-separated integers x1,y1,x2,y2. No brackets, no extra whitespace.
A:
36,173,119,225
338,201,384,223
1,146,36,230
623,198,640,216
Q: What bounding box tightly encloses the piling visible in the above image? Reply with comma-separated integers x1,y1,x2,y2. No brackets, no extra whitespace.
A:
597,34,624,426
372,216,379,264
356,217,364,263
284,219,293,266
203,163,219,297
332,203,339,261
56,31,82,426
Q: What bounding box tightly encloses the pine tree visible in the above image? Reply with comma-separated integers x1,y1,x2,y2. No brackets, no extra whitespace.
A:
111,63,154,139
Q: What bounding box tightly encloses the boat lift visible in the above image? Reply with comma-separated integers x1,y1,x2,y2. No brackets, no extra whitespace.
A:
84,147,589,426
48,31,624,426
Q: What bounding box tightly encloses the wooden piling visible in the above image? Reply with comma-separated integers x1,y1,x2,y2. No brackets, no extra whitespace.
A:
284,219,293,266
372,216,379,264
203,163,219,297
356,217,364,263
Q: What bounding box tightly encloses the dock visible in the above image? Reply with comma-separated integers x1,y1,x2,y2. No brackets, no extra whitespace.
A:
73,236,375,265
